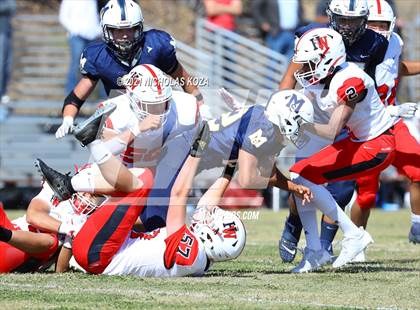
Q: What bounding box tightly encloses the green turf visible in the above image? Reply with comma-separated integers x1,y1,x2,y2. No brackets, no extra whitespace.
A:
1,209,419,309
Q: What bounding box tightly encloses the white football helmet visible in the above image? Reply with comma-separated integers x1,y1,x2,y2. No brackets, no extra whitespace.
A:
294,28,346,88
265,90,314,149
367,0,395,40
70,193,105,216
100,0,144,62
192,208,246,262
327,0,369,45
123,64,172,123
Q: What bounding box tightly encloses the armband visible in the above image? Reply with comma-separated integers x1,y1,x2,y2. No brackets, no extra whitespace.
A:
63,91,86,112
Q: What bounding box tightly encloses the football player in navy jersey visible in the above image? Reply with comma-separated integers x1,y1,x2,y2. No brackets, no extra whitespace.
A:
277,0,389,263
56,0,203,139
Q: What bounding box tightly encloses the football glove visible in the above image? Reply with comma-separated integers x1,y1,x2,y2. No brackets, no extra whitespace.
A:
55,116,74,139
387,102,418,118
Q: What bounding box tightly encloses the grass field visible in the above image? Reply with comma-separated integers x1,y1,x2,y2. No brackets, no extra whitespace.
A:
1,208,419,309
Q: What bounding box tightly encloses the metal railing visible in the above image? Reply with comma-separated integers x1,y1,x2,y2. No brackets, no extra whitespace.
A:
195,18,289,106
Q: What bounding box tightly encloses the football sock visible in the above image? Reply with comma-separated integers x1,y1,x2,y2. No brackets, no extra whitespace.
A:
287,211,303,238
320,219,338,253
0,226,12,242
71,166,96,193
290,173,360,238
411,212,420,225
88,140,112,165
295,198,321,251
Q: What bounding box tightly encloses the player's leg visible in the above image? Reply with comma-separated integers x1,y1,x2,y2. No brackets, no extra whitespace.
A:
390,120,420,243
72,169,153,274
320,180,355,255
278,195,302,263
142,135,192,231
290,134,396,268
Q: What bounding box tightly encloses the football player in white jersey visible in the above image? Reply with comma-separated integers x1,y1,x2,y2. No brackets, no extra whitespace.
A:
288,27,401,272
65,122,247,277
0,169,103,273
350,0,420,245
40,65,200,232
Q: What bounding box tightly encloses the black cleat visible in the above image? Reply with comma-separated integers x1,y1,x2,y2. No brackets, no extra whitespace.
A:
73,103,117,147
35,159,75,201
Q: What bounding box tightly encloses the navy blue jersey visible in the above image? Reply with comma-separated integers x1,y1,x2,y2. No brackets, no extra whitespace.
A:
185,105,282,170
80,29,178,95
295,23,388,80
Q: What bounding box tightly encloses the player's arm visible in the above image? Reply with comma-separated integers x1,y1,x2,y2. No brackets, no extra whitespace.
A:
25,197,61,233
278,61,300,90
167,122,210,235
399,60,420,76
57,77,98,139
56,247,72,273
237,150,312,203
196,163,235,209
204,0,242,16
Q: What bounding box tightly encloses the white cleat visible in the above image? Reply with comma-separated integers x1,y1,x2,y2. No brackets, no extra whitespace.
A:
351,250,366,263
291,247,332,273
333,228,373,268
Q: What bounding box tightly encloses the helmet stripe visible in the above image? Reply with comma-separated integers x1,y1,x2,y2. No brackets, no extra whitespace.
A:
376,0,382,14
117,0,127,21
142,64,162,95
349,0,355,11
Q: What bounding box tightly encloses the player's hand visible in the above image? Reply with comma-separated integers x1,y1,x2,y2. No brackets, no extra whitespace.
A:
138,114,162,132
291,183,313,205
219,88,244,112
387,102,418,118
189,121,211,158
55,116,74,139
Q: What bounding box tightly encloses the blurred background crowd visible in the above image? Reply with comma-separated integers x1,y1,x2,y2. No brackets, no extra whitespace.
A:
0,0,419,211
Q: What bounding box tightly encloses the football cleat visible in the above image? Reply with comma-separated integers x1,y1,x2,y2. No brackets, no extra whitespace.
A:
35,159,75,201
408,223,420,244
278,217,302,263
291,247,332,273
73,103,117,147
351,250,366,263
333,228,373,268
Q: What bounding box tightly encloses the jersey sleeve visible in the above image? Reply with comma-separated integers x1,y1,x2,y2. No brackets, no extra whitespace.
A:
371,32,389,66
80,46,100,80
336,77,367,105
155,30,179,75
164,225,199,269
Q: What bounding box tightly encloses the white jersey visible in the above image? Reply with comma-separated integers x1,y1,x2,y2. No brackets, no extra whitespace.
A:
103,91,198,168
305,62,394,142
375,32,403,107
103,225,208,277
12,183,76,233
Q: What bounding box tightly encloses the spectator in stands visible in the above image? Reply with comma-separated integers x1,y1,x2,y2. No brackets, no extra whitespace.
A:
204,0,243,32
0,0,16,105
252,0,304,59
59,0,102,94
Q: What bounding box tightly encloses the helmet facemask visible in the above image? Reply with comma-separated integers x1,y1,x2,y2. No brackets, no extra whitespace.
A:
294,59,322,88
328,11,368,45
70,193,105,216
278,111,309,149
367,20,394,40
128,91,171,124
103,23,143,62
